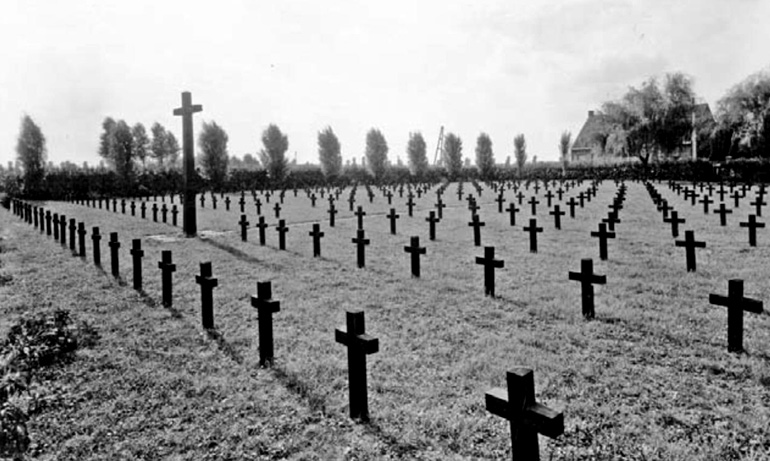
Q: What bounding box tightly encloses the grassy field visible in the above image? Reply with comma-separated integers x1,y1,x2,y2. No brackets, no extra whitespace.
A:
2,180,770,460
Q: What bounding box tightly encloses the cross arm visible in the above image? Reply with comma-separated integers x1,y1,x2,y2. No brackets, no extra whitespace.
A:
251,297,280,313
485,388,564,438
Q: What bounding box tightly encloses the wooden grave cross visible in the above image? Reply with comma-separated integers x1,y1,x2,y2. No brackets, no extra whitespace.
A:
506,203,520,226
335,311,379,421
273,202,281,219
328,204,338,227
152,203,158,222
528,196,539,215
92,227,102,267
406,195,416,217
476,246,504,297
256,216,268,246
45,210,52,236
108,232,120,278
435,199,446,219
140,202,147,219
426,211,439,241
130,239,143,291
158,250,176,307
675,230,706,272
239,196,246,213
239,214,250,241
523,219,543,253
404,236,426,278
549,205,565,230
568,258,606,319
713,202,732,226
739,214,765,246
52,213,60,241
709,279,763,353
566,197,578,218
225,196,231,211
730,190,741,208
663,210,685,238
590,222,616,261
699,194,714,214
195,262,218,329
130,201,136,216
657,200,672,219
161,203,168,223
309,223,324,257
77,222,87,257
468,214,486,247
276,219,289,250
496,193,506,213
544,190,554,208
251,281,281,366
485,368,564,461
355,206,367,230
69,219,77,253
602,211,620,232
750,196,766,217
387,208,400,235
352,229,370,268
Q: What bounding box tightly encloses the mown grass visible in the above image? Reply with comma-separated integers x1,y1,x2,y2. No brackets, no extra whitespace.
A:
4,180,770,460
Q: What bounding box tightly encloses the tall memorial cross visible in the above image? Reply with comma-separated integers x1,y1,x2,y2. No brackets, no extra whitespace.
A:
158,250,176,307
713,202,732,226
195,262,218,329
335,311,379,421
523,219,543,253
468,214,486,247
709,279,763,353
475,246,504,297
309,223,324,257
404,236,426,278
386,208,400,235
251,281,281,366
568,258,606,319
173,91,203,237
739,214,765,247
352,229,370,268
675,230,706,272
485,368,564,461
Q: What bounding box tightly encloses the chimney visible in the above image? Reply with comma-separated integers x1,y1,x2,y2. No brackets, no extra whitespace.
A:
588,110,595,118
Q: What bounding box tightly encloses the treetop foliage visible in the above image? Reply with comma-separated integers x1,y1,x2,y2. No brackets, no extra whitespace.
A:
365,128,389,180
406,131,428,177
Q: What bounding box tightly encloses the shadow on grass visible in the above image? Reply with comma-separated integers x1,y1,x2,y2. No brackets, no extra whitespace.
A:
205,327,244,364
198,237,284,271
362,419,426,458
271,365,328,416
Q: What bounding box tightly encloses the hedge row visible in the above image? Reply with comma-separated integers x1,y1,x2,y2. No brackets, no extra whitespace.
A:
6,159,770,200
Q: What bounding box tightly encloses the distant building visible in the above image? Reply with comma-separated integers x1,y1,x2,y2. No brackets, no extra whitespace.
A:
571,110,613,161
571,104,715,161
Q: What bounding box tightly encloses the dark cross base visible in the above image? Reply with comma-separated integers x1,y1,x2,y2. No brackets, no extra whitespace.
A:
476,246,504,297
251,281,281,367
335,311,379,421
195,262,218,329
485,368,564,461
568,258,606,319
404,236,426,278
709,279,763,353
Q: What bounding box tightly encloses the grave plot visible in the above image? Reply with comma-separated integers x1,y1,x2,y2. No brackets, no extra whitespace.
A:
13,180,770,460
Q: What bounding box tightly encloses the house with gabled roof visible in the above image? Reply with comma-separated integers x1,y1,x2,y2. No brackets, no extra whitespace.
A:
571,103,715,161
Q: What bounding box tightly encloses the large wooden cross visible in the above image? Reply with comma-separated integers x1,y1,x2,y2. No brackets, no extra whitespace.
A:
173,91,202,237
335,311,379,421
709,279,763,353
486,368,564,461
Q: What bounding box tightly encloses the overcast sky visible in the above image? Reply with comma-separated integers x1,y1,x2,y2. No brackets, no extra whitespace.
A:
1,0,768,168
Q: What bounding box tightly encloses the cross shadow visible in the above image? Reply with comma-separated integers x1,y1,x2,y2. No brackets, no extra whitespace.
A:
361,419,425,457
198,237,284,271
204,327,244,364
271,365,328,416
